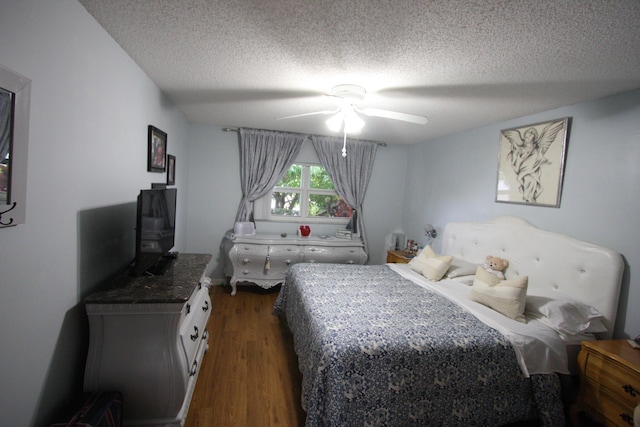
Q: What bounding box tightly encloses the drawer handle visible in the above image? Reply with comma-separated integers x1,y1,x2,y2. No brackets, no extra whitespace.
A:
285,259,291,265
623,384,638,397
309,260,317,263
310,248,318,252
202,329,208,340
202,300,209,312
186,303,191,314
346,260,354,264
242,258,250,264
620,412,633,425
190,326,199,341
287,248,292,251
190,360,198,377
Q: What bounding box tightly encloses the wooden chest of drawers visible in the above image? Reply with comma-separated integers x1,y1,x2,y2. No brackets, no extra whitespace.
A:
575,340,640,426
386,250,415,264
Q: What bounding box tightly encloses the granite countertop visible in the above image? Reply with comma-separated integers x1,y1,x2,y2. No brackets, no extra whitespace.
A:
85,253,212,304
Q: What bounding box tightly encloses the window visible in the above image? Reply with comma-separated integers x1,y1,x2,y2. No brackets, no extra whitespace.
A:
256,164,352,223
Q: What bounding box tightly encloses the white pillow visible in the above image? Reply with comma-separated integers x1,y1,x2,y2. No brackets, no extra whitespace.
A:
450,275,475,286
469,267,528,323
445,258,479,278
409,246,453,281
526,296,607,335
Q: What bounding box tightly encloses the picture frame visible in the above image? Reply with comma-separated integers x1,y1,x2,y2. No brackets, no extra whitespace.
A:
495,117,570,208
167,154,176,185
147,125,167,172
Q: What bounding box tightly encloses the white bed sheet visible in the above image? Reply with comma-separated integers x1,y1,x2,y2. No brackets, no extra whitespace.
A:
389,263,569,377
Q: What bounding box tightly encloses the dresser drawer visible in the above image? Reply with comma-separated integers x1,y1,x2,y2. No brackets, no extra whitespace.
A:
180,281,204,324
235,268,287,281
231,244,268,268
179,287,211,369
268,246,304,270
235,243,268,257
582,379,637,426
584,351,640,408
303,245,366,264
576,341,640,427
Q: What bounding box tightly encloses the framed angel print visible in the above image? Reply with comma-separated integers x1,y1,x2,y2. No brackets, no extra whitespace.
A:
495,117,570,208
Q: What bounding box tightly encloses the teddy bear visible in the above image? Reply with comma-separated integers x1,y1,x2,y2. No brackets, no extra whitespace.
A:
483,255,509,279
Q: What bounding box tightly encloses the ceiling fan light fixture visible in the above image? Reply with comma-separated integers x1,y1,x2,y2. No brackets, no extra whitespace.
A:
326,105,365,135
325,112,344,132
343,110,364,134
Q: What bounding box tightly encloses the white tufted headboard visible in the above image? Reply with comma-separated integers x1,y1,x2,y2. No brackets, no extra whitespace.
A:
442,216,624,339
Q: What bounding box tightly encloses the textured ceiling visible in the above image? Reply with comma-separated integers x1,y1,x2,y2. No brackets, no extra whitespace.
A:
78,0,640,145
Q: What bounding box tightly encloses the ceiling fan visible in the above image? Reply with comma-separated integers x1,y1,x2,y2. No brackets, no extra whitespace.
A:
277,84,428,157
278,84,428,128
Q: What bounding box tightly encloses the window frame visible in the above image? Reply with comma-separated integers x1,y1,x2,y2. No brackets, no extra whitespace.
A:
254,162,351,225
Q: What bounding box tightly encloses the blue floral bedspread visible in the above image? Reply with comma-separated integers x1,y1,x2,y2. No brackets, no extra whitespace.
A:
273,263,564,426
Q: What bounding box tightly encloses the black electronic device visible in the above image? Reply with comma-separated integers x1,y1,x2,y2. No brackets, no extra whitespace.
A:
132,188,177,276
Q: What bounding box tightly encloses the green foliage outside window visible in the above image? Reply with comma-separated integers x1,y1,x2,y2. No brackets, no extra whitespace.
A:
276,164,302,188
270,164,351,219
308,194,352,217
309,165,334,190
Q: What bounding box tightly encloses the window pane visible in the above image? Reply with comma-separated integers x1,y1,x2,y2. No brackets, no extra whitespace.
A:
271,191,300,216
309,165,334,190
276,164,302,188
308,194,352,218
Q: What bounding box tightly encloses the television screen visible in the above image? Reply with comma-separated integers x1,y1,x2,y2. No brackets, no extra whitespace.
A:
133,188,177,276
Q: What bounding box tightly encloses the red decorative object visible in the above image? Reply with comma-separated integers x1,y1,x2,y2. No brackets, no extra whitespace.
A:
300,225,311,237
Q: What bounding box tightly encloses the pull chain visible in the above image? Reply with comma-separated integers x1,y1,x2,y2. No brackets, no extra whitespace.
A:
342,131,347,157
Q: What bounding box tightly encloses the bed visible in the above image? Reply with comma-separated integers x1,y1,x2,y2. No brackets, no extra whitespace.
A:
273,216,624,426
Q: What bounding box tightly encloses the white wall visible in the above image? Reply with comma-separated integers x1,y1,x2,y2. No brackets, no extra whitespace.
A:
402,89,640,339
185,126,241,280
0,1,190,426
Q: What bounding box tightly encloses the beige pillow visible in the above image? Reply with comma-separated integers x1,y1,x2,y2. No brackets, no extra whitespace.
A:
408,246,436,272
469,267,528,322
409,246,453,281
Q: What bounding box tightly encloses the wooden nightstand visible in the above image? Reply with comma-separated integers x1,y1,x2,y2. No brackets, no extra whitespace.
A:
573,340,640,426
386,250,415,264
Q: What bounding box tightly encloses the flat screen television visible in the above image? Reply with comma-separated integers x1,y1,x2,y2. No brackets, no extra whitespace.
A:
132,188,177,276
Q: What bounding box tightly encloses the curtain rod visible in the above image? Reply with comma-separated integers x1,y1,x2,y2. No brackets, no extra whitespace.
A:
222,127,387,147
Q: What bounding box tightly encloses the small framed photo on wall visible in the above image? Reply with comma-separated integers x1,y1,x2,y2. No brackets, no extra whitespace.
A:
148,125,167,172
167,155,176,185
495,117,570,208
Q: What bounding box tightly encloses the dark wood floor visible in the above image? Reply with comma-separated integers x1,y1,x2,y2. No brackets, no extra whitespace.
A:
184,284,306,427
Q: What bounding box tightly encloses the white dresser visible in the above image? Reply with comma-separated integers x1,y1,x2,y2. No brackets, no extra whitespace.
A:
84,254,212,427
223,233,366,295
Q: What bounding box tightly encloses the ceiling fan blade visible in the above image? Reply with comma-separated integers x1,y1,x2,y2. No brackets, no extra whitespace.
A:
277,108,339,120
171,88,323,105
356,107,428,125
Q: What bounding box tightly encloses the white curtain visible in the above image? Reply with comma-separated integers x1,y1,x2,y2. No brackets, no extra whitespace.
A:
235,128,308,222
311,135,378,257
